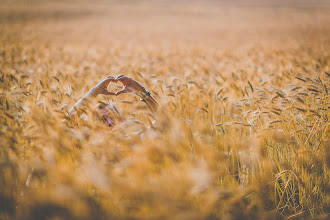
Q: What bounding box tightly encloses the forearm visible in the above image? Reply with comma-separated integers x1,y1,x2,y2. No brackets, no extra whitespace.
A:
141,95,159,114
141,92,169,130
139,91,169,122
67,87,98,118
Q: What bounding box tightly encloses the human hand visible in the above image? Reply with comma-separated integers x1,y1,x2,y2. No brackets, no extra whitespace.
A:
114,74,148,96
91,76,118,96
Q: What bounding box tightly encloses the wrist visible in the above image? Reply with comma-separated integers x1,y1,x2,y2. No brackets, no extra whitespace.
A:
139,89,151,101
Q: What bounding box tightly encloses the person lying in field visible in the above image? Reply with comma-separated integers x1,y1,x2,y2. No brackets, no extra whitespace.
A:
66,74,162,128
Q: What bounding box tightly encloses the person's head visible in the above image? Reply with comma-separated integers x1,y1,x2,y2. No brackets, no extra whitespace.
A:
97,102,121,127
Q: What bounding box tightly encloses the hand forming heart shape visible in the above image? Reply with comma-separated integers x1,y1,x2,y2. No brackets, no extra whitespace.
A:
94,75,148,97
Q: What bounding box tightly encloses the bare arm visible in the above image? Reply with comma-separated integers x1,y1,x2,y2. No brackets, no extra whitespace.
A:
114,74,167,119
140,92,159,114
67,76,116,118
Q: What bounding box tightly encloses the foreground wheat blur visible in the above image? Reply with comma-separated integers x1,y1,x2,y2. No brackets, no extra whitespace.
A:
1,0,330,219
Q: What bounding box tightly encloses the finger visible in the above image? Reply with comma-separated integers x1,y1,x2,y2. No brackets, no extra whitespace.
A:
103,89,116,96
115,89,127,95
115,74,125,80
106,75,117,82
116,75,130,85
115,87,131,95
116,75,141,89
101,76,117,87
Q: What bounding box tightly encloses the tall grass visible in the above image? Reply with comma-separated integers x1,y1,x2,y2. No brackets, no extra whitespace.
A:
1,1,330,219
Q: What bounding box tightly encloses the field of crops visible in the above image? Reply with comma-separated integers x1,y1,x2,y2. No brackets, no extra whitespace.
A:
1,0,330,219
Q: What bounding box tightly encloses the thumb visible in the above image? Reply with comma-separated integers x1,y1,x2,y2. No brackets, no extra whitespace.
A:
103,89,116,95
115,87,132,95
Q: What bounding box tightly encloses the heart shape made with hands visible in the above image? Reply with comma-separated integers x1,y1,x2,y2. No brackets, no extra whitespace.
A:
102,75,146,96
106,80,124,94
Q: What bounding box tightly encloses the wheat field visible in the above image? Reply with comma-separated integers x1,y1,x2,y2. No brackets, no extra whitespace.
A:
0,0,330,219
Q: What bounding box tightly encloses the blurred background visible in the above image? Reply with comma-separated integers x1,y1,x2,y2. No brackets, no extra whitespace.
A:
1,0,330,46
1,1,330,219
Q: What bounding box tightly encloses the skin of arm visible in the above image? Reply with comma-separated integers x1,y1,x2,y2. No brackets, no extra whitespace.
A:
115,75,159,114
67,76,116,118
115,75,169,124
66,74,167,128
140,93,159,114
